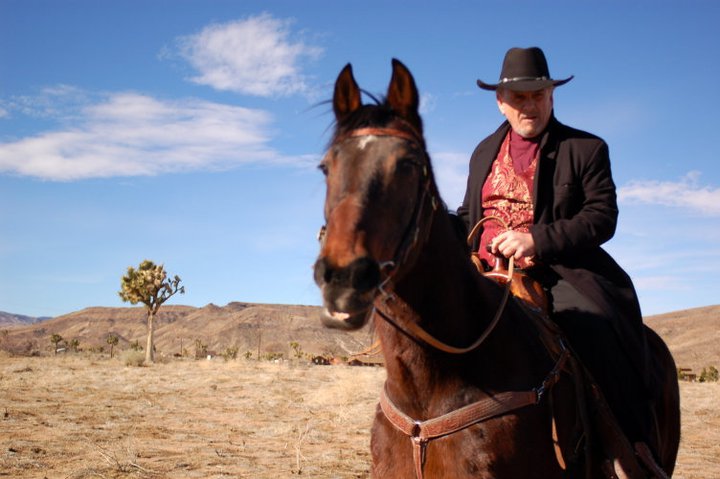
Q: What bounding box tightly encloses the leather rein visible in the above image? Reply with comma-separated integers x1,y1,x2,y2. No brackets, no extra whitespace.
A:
322,125,567,479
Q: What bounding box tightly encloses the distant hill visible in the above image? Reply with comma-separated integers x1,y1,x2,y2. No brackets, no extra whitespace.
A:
645,305,720,373
1,302,717,372
0,302,376,360
0,311,52,327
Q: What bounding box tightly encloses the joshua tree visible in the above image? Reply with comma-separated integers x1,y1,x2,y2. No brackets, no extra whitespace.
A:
50,333,64,355
118,260,184,364
106,334,119,359
290,341,304,359
69,338,80,353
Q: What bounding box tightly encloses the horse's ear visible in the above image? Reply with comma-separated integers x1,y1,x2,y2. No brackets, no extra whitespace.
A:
387,59,422,133
333,63,362,122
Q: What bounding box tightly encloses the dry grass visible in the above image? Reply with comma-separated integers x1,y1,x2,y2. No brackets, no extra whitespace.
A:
1,356,718,478
1,356,383,478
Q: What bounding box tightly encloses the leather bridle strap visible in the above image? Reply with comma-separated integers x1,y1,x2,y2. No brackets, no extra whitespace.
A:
381,388,536,479
337,124,438,292
343,126,423,144
379,348,571,479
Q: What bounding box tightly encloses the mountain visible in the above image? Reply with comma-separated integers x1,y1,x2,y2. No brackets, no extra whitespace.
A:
0,311,52,327
0,302,376,360
1,302,717,372
644,305,720,373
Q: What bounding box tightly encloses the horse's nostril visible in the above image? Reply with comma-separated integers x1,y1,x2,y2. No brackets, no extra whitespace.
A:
350,257,381,292
314,257,380,292
313,258,329,286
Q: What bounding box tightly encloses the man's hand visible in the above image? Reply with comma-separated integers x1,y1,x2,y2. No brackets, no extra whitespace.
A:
490,230,536,260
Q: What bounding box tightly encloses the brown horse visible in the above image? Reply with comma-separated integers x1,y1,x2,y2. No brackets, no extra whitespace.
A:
314,59,679,478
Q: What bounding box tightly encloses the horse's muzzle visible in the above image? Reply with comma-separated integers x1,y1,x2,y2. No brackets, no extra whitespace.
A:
313,256,380,330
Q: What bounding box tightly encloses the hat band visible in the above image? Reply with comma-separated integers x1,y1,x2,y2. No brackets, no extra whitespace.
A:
499,76,549,84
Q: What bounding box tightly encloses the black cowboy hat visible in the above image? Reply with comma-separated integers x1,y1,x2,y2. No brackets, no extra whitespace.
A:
477,47,574,91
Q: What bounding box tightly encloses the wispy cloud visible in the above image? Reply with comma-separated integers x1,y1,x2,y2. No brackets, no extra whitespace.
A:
633,275,692,292
0,91,280,181
1,84,90,120
176,13,323,97
419,92,437,115
618,171,720,217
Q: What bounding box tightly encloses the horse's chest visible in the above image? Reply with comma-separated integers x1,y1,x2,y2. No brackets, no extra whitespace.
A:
371,411,561,478
370,416,506,477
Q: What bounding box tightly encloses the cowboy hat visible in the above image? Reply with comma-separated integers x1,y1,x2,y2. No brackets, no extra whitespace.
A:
477,47,573,91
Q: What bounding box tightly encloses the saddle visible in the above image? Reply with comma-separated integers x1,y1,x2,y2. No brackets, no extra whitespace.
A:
532,312,669,478
467,217,549,315
468,217,669,478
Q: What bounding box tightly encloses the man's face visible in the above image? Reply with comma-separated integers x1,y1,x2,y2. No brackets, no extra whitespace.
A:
496,87,554,138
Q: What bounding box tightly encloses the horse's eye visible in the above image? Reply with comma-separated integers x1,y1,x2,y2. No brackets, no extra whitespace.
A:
318,162,329,176
396,157,419,176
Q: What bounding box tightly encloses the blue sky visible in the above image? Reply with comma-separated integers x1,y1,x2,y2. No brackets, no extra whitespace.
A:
1,1,719,318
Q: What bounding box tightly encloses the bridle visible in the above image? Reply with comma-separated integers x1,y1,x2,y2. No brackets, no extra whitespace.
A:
332,124,439,281
319,122,510,353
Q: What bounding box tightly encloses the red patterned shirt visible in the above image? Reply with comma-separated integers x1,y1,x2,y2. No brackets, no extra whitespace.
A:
478,131,538,269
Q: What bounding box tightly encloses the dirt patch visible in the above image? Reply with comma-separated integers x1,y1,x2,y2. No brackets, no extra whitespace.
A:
1,356,717,478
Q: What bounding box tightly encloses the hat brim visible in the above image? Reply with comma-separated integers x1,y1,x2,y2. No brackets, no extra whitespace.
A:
477,75,574,91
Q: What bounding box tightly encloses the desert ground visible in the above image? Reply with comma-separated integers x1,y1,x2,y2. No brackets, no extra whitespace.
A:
1,355,718,479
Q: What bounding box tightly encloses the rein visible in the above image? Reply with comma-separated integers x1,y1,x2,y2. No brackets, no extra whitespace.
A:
372,285,510,355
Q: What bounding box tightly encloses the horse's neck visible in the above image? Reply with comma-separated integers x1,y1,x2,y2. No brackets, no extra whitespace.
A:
394,211,494,342
378,211,508,406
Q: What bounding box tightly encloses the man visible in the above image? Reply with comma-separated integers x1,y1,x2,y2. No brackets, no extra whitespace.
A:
457,47,651,446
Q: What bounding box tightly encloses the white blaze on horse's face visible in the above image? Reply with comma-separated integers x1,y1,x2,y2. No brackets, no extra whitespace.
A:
356,135,377,150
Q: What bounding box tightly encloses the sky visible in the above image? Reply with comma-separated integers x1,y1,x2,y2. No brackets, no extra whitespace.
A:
1,1,719,318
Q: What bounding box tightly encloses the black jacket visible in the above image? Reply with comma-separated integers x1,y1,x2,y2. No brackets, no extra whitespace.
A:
458,117,648,379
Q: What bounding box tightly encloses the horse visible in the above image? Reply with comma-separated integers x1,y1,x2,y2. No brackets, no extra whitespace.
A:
313,59,680,478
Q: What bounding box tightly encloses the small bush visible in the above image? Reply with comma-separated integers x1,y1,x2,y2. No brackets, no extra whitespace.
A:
290,341,303,359
194,339,208,360
263,352,284,361
121,349,145,367
222,347,238,361
699,366,719,382
677,368,695,381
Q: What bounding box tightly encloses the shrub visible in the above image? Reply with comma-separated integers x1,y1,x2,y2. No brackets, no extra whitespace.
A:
263,352,284,361
121,349,146,367
290,341,304,359
222,346,239,361
677,368,695,381
194,339,208,359
699,366,719,382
